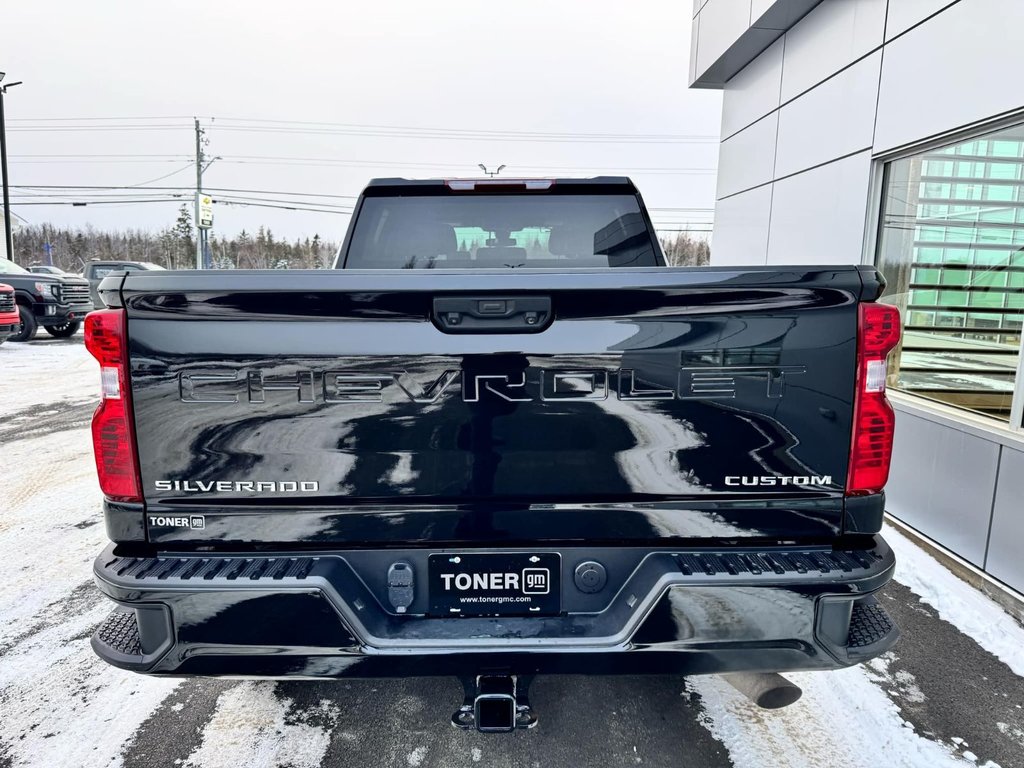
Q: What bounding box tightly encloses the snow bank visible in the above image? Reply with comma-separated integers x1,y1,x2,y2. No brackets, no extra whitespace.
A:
886,524,1024,678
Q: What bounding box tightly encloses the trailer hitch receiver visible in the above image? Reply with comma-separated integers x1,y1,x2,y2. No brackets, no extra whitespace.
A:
452,675,538,733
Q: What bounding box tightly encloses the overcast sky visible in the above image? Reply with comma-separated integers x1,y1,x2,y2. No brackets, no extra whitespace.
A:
1,1,721,244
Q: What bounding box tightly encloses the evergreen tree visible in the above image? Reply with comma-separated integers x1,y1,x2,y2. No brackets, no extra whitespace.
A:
6,218,338,272
171,205,194,269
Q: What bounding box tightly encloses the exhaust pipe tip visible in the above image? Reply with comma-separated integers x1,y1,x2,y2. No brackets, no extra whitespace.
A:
722,672,802,709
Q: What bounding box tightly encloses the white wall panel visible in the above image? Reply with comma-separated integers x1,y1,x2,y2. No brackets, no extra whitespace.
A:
717,112,779,199
885,0,959,40
709,184,773,266
886,408,999,567
695,0,755,76
775,52,880,178
875,0,1024,153
766,151,871,265
722,37,785,139
779,0,886,101
690,14,701,84
750,0,776,23
984,447,1024,594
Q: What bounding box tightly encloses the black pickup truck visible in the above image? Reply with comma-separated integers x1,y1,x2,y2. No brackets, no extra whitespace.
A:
0,257,93,341
87,177,901,732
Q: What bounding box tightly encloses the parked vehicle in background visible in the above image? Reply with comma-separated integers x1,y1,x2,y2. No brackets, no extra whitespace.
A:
0,283,18,344
0,257,93,341
87,177,902,733
28,265,70,276
83,260,165,308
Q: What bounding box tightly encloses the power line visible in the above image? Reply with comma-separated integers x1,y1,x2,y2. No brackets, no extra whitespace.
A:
6,125,192,132
9,153,191,158
207,116,714,141
9,180,716,220
6,115,194,122
10,194,716,226
6,120,715,144
11,198,185,206
8,114,717,143
11,183,359,199
126,163,196,187
7,159,195,164
212,199,353,215
210,193,353,210
12,183,713,207
206,125,712,144
206,186,358,200
7,153,716,175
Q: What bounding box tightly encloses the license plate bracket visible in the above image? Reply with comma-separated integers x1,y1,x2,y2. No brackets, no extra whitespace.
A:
428,552,561,617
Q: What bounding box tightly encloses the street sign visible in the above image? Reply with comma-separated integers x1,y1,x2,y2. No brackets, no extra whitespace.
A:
197,193,214,229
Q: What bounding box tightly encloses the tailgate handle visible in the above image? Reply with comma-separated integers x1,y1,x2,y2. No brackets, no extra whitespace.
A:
433,296,552,334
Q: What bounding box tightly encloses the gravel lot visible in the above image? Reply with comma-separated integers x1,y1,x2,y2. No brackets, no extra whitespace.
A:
1,333,1023,768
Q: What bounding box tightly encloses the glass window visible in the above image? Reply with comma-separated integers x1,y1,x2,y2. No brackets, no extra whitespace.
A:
877,122,1024,423
343,194,660,269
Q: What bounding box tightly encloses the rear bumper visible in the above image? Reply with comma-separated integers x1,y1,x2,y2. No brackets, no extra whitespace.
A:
91,537,899,678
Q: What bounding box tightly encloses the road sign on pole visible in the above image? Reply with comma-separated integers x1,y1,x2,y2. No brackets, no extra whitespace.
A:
197,193,214,229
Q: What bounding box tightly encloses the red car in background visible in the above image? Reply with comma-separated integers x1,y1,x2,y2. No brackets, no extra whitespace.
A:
0,283,19,344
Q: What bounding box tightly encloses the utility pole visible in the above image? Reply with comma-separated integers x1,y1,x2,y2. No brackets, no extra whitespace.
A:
194,118,205,269
0,73,24,263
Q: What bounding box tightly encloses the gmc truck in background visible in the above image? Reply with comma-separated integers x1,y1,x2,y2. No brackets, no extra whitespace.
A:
0,256,93,341
86,177,901,732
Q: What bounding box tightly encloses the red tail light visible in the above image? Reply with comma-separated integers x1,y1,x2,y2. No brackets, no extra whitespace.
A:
846,303,901,495
85,309,142,502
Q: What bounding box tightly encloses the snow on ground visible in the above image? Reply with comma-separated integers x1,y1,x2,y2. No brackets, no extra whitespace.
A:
687,524,1024,768
180,683,339,768
0,334,94,412
689,664,974,768
0,336,179,768
1,334,1022,768
886,524,1024,678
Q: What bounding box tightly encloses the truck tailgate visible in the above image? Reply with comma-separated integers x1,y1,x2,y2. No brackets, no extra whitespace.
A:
117,267,872,545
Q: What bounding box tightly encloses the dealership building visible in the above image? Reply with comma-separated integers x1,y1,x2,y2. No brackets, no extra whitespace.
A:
690,0,1024,596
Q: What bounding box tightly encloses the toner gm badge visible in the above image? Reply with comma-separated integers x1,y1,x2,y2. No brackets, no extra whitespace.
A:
148,515,205,529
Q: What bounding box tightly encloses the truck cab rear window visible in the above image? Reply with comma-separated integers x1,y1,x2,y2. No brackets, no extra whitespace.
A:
342,194,659,269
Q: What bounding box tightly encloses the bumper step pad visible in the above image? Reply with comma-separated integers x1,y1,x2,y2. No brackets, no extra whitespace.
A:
91,605,173,670
817,592,900,663
848,598,896,650
96,610,142,657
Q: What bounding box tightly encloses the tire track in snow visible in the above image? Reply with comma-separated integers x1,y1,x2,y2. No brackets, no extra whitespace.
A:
177,682,340,768
120,680,233,768
0,397,94,445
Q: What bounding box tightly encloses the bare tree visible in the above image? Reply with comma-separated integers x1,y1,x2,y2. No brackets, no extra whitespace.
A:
10,218,339,271
659,232,711,267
